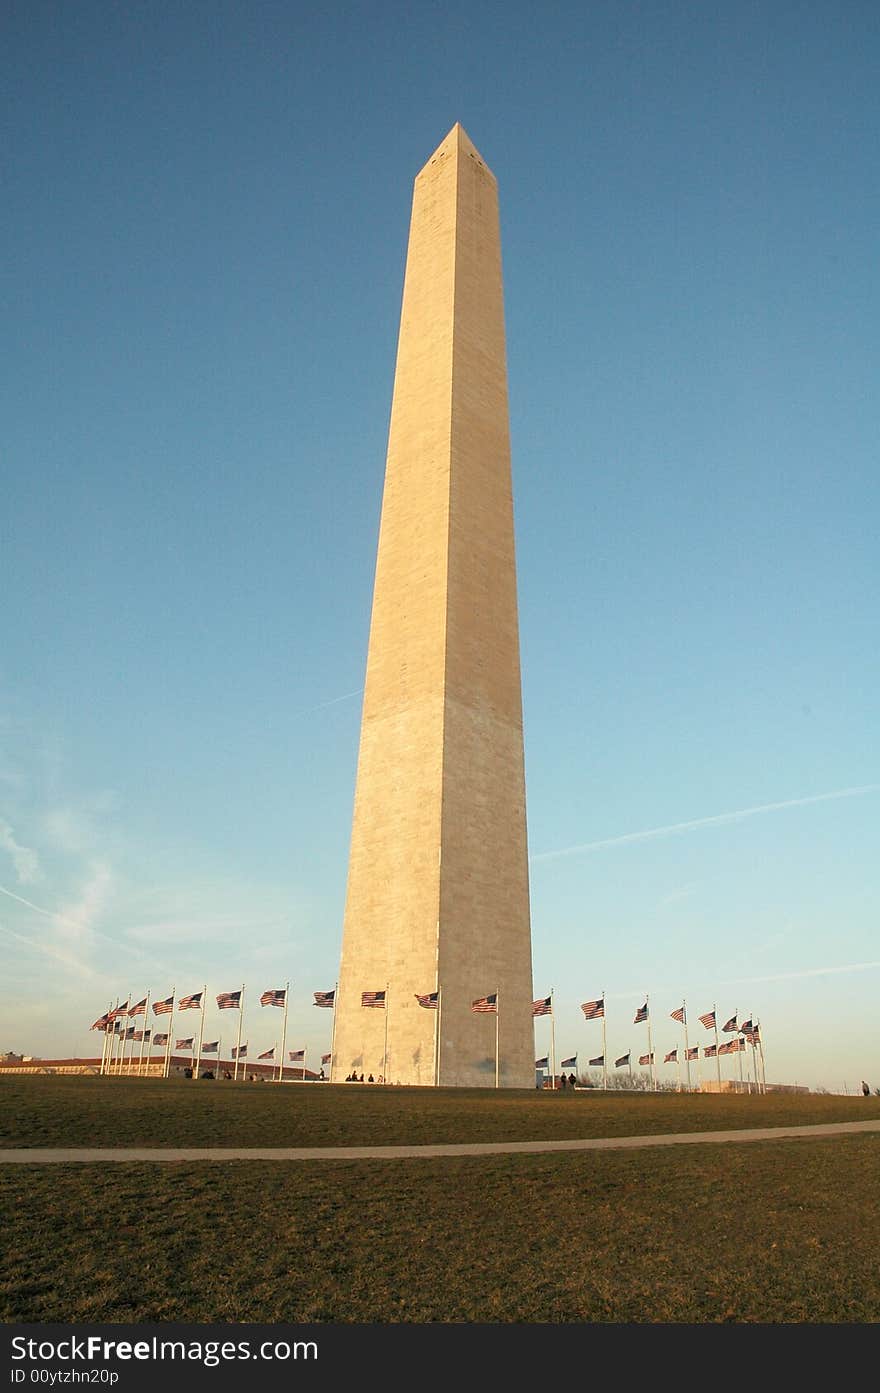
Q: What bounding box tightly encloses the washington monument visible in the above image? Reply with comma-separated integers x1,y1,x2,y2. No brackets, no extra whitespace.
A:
332,124,534,1088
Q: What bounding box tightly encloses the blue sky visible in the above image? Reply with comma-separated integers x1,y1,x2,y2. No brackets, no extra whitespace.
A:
2,1,877,1091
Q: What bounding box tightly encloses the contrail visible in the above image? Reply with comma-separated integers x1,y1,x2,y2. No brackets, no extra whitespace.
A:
721,961,880,987
0,922,98,979
294,688,363,717
0,882,173,974
531,783,880,863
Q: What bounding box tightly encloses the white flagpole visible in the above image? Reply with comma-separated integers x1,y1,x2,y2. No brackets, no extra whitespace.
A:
675,1050,681,1091
330,981,339,1082
550,988,556,1090
164,989,175,1080
757,1021,766,1093
277,982,289,1084
122,989,133,1074
602,994,607,1091
713,1004,721,1089
138,992,151,1076
646,995,655,1091
193,983,205,1079
683,1003,691,1091
234,984,245,1081
628,1053,633,1083
382,982,390,1083
101,1001,115,1075
495,988,501,1089
434,984,442,1088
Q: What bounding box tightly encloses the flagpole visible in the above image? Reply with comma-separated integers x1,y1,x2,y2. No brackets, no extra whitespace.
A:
646,994,655,1091
138,992,150,1076
122,989,133,1074
683,1002,691,1092
234,984,245,1082
713,1003,721,1089
383,981,390,1083
193,984,205,1080
278,981,289,1084
550,988,556,1090
602,994,607,1091
164,989,175,1080
495,988,500,1089
628,1053,632,1084
330,981,338,1083
434,984,442,1088
757,1020,766,1094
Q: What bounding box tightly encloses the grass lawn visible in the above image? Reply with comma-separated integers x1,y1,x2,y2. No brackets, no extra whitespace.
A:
3,1078,878,1324
2,1074,879,1148
2,1137,878,1323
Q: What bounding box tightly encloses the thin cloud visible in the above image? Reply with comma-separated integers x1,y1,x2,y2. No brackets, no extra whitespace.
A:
0,881,173,975
531,784,880,863
0,922,99,979
721,961,880,986
0,819,40,884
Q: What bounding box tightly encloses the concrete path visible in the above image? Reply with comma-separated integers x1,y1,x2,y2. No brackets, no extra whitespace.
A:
2,1118,879,1163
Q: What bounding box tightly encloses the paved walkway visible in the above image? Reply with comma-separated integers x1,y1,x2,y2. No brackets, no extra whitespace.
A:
2,1118,879,1163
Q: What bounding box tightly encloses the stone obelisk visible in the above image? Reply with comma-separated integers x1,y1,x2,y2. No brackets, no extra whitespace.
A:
332,124,534,1088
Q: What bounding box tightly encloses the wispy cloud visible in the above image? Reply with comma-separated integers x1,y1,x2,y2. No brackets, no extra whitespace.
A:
0,881,173,975
721,960,880,986
531,784,880,863
0,819,40,884
0,922,99,979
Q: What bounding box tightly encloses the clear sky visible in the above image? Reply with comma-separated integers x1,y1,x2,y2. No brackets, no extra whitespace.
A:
2,1,877,1092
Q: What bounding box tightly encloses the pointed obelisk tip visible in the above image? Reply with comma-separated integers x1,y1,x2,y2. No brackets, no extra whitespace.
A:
421,122,494,176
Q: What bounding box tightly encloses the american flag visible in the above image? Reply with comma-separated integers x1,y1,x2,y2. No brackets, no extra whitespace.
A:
740,1018,754,1035
216,991,241,1010
179,992,203,1010
634,1002,648,1024
313,990,335,1008
232,1044,247,1058
718,1040,736,1055
664,1048,677,1063
132,1029,150,1042
90,1014,109,1031
589,1054,604,1067
153,996,174,1016
258,1047,275,1060
615,1052,630,1068
361,990,386,1008
698,1010,716,1030
176,1037,193,1049
722,1014,738,1033
532,996,552,1016
639,1052,654,1066
129,997,148,1018
670,1006,686,1024
685,1046,699,1061
202,1041,219,1053
260,989,286,1008
153,1033,169,1046
704,1044,717,1057
733,1037,746,1052
321,1053,331,1065
560,1056,577,1069
471,993,497,1013
581,999,604,1020
535,1056,549,1069
415,991,439,1009
107,1001,127,1020
289,1049,305,1062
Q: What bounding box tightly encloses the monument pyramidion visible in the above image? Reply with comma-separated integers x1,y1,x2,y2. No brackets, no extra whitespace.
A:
332,125,534,1088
